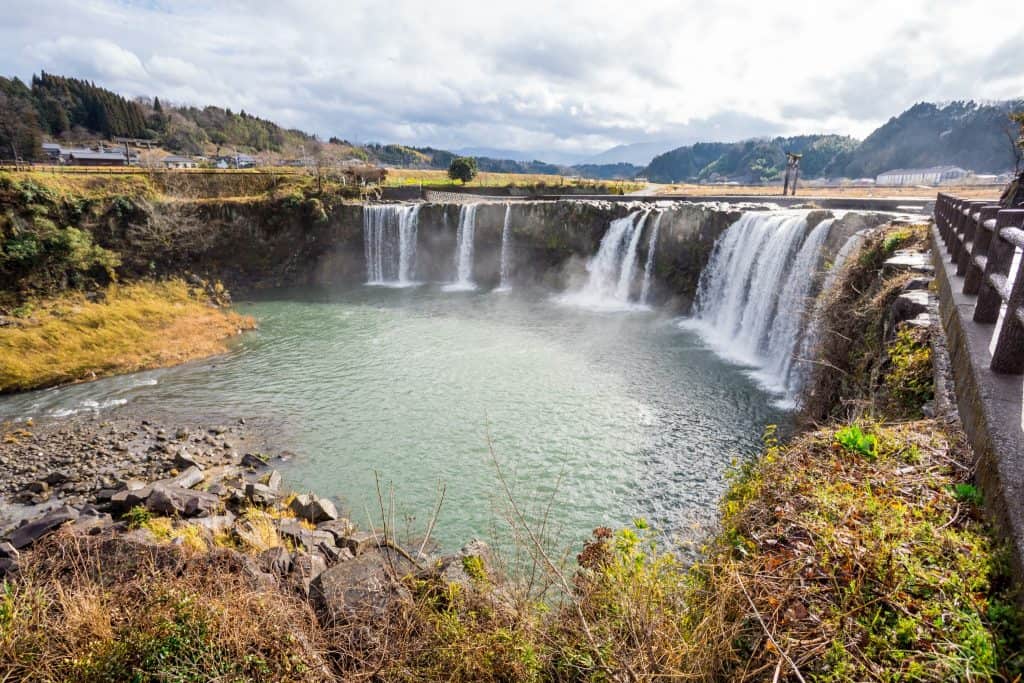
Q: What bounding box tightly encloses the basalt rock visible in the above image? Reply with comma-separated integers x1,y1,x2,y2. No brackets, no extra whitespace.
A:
145,484,221,518
309,548,415,620
288,493,338,524
7,505,79,549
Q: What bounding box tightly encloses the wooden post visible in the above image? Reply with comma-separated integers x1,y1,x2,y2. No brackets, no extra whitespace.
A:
785,152,802,196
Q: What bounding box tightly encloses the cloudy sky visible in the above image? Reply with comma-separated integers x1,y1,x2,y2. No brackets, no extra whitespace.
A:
2,0,1022,162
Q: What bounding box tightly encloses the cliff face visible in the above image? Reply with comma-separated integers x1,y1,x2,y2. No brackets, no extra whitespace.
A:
1,168,892,312
33,194,752,310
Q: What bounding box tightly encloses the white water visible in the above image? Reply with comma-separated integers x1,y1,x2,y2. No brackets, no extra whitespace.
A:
640,211,663,305
363,204,422,286
685,211,837,400
559,210,652,311
445,204,479,291
763,218,833,392
497,204,513,291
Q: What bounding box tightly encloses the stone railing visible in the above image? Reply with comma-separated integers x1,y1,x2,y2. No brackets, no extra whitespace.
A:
932,192,1024,587
935,193,1024,372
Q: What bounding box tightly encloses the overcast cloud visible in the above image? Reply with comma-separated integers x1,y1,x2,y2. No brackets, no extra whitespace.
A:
2,0,1022,160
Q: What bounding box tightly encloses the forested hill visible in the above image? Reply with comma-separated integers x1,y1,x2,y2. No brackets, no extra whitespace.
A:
644,136,858,184
839,100,1023,177
643,100,1023,183
0,71,326,160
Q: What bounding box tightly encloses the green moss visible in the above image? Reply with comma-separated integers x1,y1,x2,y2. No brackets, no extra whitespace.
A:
886,325,934,417
461,555,488,582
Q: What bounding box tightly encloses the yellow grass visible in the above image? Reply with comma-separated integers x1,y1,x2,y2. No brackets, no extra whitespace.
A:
656,181,1003,199
385,167,643,191
0,280,256,393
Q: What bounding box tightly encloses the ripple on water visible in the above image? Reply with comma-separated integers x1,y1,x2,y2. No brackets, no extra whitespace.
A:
0,285,789,550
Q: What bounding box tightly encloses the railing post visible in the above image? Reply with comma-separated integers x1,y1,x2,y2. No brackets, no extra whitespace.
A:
964,206,1002,294
975,210,1024,323
990,222,1024,373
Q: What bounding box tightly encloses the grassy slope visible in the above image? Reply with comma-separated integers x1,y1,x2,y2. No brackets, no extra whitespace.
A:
0,280,255,393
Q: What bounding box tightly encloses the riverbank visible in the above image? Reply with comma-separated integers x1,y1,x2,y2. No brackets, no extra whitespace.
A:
0,279,255,393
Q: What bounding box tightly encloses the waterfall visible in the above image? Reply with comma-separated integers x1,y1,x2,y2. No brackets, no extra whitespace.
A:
445,204,479,291
640,211,663,305
363,204,421,286
497,204,513,291
763,218,833,390
791,224,865,393
685,211,835,399
558,210,652,311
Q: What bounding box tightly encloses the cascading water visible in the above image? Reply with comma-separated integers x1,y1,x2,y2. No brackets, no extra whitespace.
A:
363,204,421,286
559,210,652,311
685,211,837,400
640,211,663,305
497,204,513,291
763,218,833,390
445,204,478,291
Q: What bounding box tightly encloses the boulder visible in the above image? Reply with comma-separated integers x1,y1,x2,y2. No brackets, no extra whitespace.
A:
7,506,79,549
278,520,335,553
288,494,338,524
310,548,414,619
167,466,205,490
264,470,282,492
437,539,498,589
244,482,280,506
291,553,328,596
338,530,378,556
0,542,18,559
145,484,220,518
240,453,269,469
190,512,236,534
259,546,293,575
884,250,934,275
110,486,153,512
316,518,356,544
174,450,204,471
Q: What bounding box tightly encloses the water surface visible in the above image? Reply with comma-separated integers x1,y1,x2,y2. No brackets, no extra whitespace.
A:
0,285,789,549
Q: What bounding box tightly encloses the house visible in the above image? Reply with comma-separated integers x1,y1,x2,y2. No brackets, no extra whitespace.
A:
215,153,256,169
875,166,968,186
162,155,197,169
42,142,63,161
67,149,138,166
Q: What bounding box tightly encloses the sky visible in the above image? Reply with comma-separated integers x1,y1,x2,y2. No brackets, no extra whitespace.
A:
2,0,1023,162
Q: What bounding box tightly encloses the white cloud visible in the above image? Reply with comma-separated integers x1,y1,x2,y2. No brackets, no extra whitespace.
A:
2,0,1022,158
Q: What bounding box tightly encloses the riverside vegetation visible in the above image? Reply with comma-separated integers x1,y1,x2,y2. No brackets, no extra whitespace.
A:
0,165,1021,680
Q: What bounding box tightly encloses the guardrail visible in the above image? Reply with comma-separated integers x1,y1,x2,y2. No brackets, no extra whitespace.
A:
935,192,1024,373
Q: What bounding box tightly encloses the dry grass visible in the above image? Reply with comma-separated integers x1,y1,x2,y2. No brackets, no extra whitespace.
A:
656,182,1003,200
0,531,329,682
0,170,160,201
384,167,643,192
0,279,255,393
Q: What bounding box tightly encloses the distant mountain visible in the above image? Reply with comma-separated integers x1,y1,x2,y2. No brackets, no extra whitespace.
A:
643,100,1022,183
838,100,1023,177
582,141,676,166
571,163,644,180
646,135,857,183
455,146,588,165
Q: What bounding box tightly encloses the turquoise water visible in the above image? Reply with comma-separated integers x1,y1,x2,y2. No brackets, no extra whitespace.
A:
0,285,788,550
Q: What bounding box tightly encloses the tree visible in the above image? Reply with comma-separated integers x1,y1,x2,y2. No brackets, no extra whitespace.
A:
1007,111,1024,173
448,156,478,184
0,91,42,161
153,96,162,113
